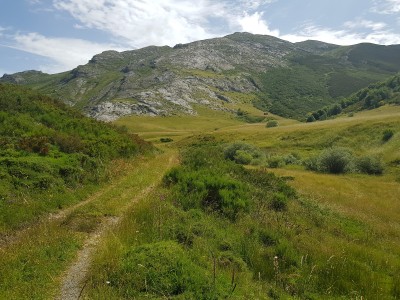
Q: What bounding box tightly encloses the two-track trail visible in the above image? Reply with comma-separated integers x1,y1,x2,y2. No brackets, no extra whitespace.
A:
0,149,178,300
56,150,178,300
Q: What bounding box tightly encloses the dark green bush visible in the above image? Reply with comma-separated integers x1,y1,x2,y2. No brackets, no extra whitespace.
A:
0,83,148,230
267,156,285,168
266,120,279,128
233,150,253,165
164,168,248,220
382,129,394,142
306,148,354,174
269,192,288,211
160,137,174,143
319,148,354,174
356,156,384,175
224,142,265,165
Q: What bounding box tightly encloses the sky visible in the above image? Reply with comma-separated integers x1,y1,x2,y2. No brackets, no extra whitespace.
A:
1,0,400,75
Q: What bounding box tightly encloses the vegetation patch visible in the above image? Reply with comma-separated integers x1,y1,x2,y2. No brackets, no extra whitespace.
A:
0,84,151,231
304,147,385,175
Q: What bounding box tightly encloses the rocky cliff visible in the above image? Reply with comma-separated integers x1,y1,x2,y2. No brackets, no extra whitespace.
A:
2,32,400,121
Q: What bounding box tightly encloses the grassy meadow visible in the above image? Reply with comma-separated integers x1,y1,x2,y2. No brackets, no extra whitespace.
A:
82,104,400,299
1,89,399,299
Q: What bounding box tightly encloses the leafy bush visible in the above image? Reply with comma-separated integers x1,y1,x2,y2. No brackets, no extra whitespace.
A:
0,83,150,230
113,241,212,298
319,148,354,174
267,154,300,168
164,168,248,220
160,137,174,143
236,109,265,123
306,149,386,175
233,150,253,165
266,120,279,128
224,142,265,165
356,156,384,175
267,156,285,168
305,148,354,174
382,129,394,142
269,192,288,211
306,114,316,122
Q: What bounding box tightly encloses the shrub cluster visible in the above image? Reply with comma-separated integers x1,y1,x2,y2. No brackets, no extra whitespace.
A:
0,83,150,230
224,142,266,166
164,168,248,220
114,241,212,298
382,129,394,142
304,147,384,175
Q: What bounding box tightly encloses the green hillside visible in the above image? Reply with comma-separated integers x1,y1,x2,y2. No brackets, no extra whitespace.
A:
0,84,150,232
306,73,400,121
2,33,399,121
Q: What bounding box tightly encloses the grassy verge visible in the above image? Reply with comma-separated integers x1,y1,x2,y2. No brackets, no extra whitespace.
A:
84,139,400,299
0,151,176,299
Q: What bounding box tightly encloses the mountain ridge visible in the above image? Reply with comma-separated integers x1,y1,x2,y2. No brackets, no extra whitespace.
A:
2,32,400,121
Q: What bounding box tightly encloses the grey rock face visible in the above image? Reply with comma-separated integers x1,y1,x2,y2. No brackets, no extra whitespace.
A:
4,32,398,121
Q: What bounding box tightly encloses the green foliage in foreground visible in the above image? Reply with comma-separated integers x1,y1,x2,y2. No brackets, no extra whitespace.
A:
114,241,215,299
0,84,150,231
86,138,400,299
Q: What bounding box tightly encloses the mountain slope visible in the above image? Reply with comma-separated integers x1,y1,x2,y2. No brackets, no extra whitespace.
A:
0,83,150,232
2,32,400,120
306,73,400,121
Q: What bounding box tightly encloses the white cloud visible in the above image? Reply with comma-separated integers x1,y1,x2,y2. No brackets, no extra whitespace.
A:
281,24,400,45
10,32,125,73
52,0,281,48
344,19,387,31
237,12,280,36
26,0,43,4
53,0,223,48
236,0,277,10
372,0,400,14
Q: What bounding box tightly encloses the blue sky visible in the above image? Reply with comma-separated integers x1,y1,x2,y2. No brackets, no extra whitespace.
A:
1,0,400,75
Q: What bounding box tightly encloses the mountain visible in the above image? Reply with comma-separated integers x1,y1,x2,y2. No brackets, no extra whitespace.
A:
2,32,400,121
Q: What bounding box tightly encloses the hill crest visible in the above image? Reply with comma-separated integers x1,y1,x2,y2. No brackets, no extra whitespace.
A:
2,32,400,121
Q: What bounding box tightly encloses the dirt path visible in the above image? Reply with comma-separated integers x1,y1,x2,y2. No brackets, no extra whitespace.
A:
56,187,154,300
55,152,177,300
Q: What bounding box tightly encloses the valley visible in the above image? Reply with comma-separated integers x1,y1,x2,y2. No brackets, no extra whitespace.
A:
0,32,400,299
2,95,398,298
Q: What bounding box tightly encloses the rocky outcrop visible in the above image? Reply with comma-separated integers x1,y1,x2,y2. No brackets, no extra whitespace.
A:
2,32,400,120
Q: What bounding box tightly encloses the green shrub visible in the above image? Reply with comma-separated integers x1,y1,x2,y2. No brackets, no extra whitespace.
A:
305,148,354,174
284,153,300,165
266,120,279,128
164,168,248,220
113,241,212,298
160,137,174,143
224,142,265,165
234,150,253,165
267,156,285,168
318,148,354,174
306,115,316,122
269,192,288,211
356,156,384,175
382,129,394,142
303,156,319,172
